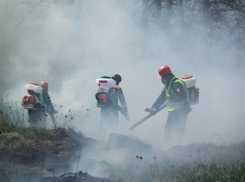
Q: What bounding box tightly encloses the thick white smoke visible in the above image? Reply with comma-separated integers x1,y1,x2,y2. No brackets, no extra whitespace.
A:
1,0,245,152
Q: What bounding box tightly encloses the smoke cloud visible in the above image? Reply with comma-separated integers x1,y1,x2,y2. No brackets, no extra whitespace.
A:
1,0,245,152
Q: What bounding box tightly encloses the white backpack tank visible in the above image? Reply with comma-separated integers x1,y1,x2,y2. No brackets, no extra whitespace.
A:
95,76,116,107
180,75,199,105
25,83,42,93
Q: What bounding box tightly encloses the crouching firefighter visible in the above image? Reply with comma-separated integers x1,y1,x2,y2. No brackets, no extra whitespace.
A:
145,65,192,149
95,74,129,132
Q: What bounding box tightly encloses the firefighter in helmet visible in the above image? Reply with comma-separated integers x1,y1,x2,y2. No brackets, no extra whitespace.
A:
28,81,57,127
145,65,192,149
99,74,129,132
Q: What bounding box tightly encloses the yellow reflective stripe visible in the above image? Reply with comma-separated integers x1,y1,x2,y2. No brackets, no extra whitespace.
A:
166,77,188,111
39,92,44,105
166,76,177,95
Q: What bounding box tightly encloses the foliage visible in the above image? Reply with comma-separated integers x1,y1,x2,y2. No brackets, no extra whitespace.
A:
137,161,245,182
125,0,245,52
107,141,245,182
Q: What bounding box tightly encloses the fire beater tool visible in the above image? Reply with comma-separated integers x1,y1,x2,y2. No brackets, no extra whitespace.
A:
129,103,167,131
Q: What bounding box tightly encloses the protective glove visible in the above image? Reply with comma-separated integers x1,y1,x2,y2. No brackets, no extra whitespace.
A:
144,107,153,112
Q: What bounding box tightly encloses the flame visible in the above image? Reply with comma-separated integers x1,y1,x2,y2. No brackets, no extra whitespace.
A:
106,171,111,179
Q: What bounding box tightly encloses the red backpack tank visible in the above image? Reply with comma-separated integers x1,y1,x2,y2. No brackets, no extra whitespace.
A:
21,95,37,110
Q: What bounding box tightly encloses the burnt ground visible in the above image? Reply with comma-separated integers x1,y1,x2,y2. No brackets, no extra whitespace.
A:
1,126,241,182
0,128,155,182
0,127,88,182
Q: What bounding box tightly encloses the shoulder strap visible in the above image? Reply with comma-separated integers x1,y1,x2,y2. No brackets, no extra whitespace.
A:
173,78,187,92
167,77,178,92
172,78,178,84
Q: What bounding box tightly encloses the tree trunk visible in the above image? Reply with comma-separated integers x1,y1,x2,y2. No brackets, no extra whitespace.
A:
142,0,149,58
164,0,173,33
202,0,211,36
156,0,161,22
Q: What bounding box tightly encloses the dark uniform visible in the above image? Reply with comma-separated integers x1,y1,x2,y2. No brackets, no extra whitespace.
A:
42,89,56,115
99,85,128,131
152,76,192,147
28,89,56,127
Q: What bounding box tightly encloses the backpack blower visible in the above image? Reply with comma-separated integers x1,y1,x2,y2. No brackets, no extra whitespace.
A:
95,76,129,121
180,74,199,105
95,76,116,107
21,83,42,110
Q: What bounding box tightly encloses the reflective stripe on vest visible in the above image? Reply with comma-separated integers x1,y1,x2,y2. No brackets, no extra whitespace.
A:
166,76,187,111
39,92,44,105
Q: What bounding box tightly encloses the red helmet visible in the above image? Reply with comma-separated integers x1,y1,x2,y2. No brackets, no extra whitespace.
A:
158,65,172,77
40,81,48,88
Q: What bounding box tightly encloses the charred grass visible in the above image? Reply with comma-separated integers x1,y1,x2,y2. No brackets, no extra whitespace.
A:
1,98,245,181
0,97,90,181
0,119,86,181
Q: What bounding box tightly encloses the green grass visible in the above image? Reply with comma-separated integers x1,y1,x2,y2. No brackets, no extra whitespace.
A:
0,119,56,140
135,161,245,182
2,97,245,182
0,97,77,140
0,97,83,150
108,141,245,182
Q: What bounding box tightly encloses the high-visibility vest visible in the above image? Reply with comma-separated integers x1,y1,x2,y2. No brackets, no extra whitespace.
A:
166,76,188,111
39,91,44,105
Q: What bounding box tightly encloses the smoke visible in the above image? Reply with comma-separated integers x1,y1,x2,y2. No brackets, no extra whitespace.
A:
1,0,245,177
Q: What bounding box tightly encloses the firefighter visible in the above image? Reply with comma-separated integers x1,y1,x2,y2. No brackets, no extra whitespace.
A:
145,65,192,149
99,74,129,132
28,81,57,127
